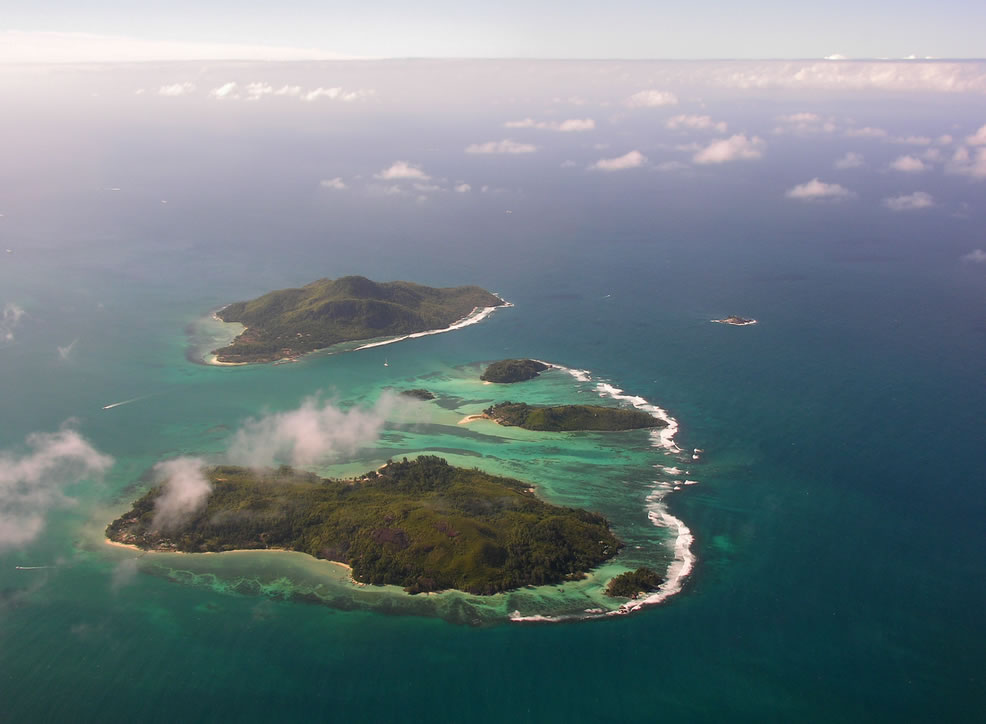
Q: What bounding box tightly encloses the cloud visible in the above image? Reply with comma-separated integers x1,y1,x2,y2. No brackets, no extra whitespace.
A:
0,427,114,549
835,152,864,169
883,191,934,211
589,150,647,172
625,90,679,108
656,161,689,172
320,177,347,190
961,249,986,263
773,112,836,135
824,54,849,60
559,160,577,168
892,135,933,146
845,126,887,138
57,339,78,361
779,112,821,123
504,118,595,132
209,82,239,99
375,161,430,180
465,139,537,154
158,82,195,97
707,61,986,94
227,393,399,469
889,155,927,172
967,124,986,146
454,183,471,193
693,134,766,164
150,458,213,531
666,114,727,133
303,87,375,102
2,303,25,342
947,146,986,178
785,178,855,201
110,558,139,591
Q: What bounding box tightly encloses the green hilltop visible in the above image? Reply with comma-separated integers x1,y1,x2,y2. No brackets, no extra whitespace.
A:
485,401,665,432
212,276,504,363
106,456,621,596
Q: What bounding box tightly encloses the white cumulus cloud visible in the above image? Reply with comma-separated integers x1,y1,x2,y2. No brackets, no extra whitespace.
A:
227,394,400,469
966,124,986,145
158,82,195,97
320,178,347,190
835,152,864,169
454,183,471,193
625,90,678,108
961,249,986,263
889,155,927,172
0,427,113,549
666,115,727,133
785,178,855,201
375,161,430,180
2,303,25,342
465,139,537,154
504,118,595,132
589,150,647,172
693,134,766,164
209,82,239,99
947,146,986,179
150,457,213,531
883,191,934,211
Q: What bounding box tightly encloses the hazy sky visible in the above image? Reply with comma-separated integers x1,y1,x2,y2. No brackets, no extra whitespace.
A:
2,1,985,61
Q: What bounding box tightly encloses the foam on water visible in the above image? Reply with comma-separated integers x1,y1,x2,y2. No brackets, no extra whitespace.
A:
510,363,698,623
355,299,512,350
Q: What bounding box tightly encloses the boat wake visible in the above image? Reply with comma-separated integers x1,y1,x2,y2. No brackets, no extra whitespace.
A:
510,363,697,623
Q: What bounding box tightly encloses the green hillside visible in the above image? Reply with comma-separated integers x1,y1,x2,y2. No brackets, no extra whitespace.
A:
213,276,504,363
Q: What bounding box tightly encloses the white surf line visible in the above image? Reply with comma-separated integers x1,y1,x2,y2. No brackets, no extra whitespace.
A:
509,362,697,624
354,297,513,351
102,393,155,410
15,565,53,570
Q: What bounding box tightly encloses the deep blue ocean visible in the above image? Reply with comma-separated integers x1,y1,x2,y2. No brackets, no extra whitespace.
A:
1,61,984,722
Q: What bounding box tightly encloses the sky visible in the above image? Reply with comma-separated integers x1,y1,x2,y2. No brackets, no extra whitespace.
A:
1,0,985,62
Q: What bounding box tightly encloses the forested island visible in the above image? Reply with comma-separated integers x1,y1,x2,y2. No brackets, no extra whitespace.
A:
106,456,621,595
483,402,664,432
211,276,505,364
480,359,549,383
399,388,435,400
605,567,664,598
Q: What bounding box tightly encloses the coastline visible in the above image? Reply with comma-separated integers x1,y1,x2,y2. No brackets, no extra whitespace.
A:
104,538,359,577
510,362,697,623
202,296,512,366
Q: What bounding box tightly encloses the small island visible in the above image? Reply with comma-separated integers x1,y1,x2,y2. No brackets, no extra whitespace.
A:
399,388,436,401
106,456,621,596
483,402,665,432
480,359,549,383
605,567,664,598
211,276,505,364
712,316,757,326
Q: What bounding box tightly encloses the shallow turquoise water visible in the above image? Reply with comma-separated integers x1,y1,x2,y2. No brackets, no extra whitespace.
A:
2,207,985,721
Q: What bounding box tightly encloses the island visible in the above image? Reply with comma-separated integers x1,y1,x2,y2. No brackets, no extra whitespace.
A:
399,388,436,401
482,402,665,432
106,456,621,596
211,276,505,364
605,567,664,598
480,359,550,383
712,316,757,326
